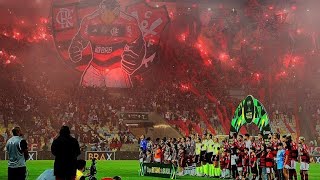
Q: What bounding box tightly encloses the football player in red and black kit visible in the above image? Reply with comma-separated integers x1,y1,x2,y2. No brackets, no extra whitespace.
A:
231,133,238,145
236,148,244,179
288,135,298,180
284,141,293,180
243,148,250,179
222,138,230,154
257,145,266,180
299,137,310,180
266,146,274,180
250,147,258,180
178,144,186,175
237,134,245,151
219,150,227,178
272,133,281,179
69,0,145,88
257,133,265,147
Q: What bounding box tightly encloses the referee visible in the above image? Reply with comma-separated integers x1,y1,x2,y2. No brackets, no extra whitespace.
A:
200,134,208,176
206,134,214,177
6,127,29,180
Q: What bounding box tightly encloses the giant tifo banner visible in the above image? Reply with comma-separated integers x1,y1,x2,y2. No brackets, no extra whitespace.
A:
230,95,272,139
51,0,169,88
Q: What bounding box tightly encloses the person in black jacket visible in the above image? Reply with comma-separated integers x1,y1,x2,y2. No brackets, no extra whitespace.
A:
51,126,81,180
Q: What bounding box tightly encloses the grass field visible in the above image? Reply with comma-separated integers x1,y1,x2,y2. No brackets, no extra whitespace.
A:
0,160,320,179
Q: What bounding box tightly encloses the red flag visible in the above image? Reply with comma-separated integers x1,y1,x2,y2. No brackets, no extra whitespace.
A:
126,2,170,71
206,91,218,103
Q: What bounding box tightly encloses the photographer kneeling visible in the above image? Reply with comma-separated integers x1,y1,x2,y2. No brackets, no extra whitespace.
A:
76,160,87,180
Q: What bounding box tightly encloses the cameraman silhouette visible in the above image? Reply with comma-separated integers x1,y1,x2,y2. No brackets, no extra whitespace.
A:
88,158,97,180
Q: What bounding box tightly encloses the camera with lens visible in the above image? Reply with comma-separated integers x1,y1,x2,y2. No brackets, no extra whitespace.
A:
87,158,97,180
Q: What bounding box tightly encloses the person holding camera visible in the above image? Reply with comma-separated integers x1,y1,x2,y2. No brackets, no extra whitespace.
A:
88,158,97,180
76,160,86,180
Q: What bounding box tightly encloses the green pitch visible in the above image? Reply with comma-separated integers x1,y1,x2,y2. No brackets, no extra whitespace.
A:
1,160,320,179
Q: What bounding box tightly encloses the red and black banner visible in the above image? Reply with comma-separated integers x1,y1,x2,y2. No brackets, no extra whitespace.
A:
51,0,169,87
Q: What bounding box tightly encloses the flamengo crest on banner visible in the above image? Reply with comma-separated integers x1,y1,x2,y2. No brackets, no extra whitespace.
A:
54,6,76,30
126,2,169,68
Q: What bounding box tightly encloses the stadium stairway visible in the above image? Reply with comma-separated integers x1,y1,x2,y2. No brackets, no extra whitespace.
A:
166,119,202,136
196,109,217,135
283,118,294,133
167,119,189,136
271,121,290,135
192,122,202,135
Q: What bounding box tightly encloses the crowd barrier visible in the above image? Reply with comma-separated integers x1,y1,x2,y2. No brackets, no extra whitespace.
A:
0,151,139,160
1,151,320,164
309,156,320,163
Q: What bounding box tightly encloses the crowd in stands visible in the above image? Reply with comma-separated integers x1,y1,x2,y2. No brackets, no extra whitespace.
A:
0,44,302,152
0,71,300,153
0,44,304,153
0,62,138,151
302,89,320,147
0,87,137,152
